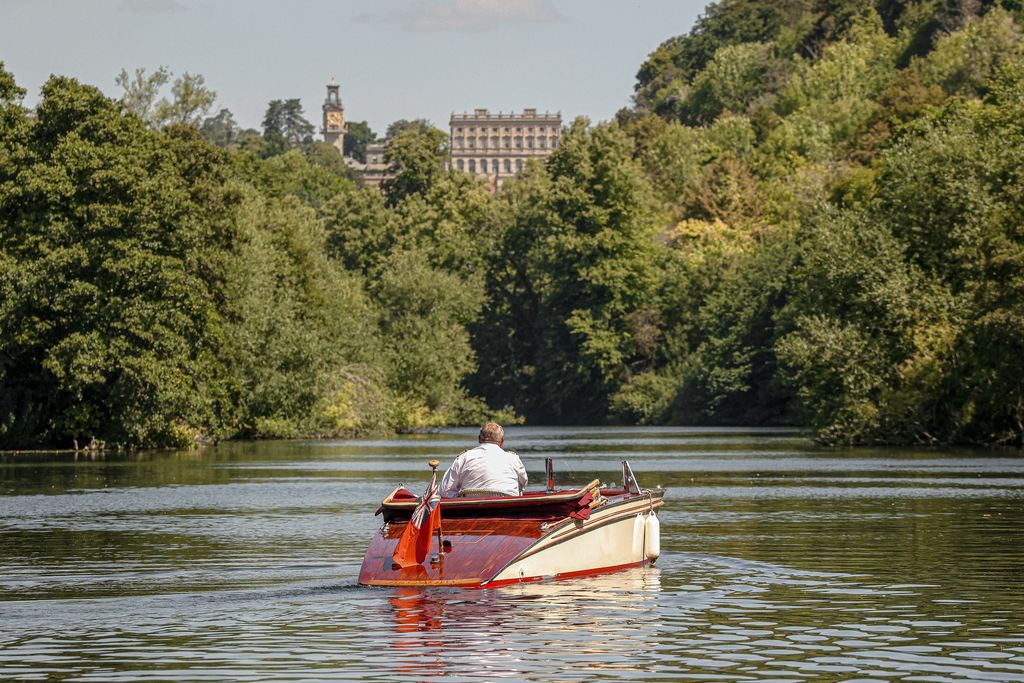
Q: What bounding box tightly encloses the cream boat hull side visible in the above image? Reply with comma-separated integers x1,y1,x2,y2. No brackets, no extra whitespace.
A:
484,494,663,586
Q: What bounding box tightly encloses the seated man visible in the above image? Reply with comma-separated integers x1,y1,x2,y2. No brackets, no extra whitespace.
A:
439,422,527,498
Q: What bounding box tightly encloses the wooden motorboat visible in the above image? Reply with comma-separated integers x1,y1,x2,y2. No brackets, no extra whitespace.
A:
358,459,665,588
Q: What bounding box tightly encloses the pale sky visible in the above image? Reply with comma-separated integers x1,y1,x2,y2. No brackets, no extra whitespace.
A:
0,0,705,135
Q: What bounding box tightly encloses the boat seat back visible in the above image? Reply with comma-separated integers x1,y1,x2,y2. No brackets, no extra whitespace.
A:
459,488,515,498
377,479,604,521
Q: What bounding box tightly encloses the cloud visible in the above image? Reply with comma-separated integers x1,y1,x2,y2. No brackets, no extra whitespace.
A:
118,0,185,14
358,0,563,33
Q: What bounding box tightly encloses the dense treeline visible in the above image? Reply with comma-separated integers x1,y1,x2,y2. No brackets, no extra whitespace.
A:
2,0,1023,449
0,67,501,448
613,0,1024,446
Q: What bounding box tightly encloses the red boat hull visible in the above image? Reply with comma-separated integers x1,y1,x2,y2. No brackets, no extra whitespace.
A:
358,485,665,588
359,517,543,587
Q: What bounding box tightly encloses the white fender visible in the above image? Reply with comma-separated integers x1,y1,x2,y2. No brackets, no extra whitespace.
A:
644,511,661,561
632,514,645,560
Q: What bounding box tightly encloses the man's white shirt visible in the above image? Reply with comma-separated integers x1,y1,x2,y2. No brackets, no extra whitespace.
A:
439,442,528,497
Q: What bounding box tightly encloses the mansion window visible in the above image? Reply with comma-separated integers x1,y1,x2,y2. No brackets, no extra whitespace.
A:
457,159,464,170
504,159,511,172
469,159,476,173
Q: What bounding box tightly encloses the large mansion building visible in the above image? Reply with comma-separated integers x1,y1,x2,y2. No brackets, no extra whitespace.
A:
449,109,561,187
321,81,562,190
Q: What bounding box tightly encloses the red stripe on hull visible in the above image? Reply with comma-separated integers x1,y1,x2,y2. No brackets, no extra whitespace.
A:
480,559,652,589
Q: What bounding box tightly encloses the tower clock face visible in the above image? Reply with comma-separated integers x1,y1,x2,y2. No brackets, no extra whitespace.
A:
326,111,343,129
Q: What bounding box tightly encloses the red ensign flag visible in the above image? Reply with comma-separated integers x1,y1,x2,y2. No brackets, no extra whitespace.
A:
392,471,442,568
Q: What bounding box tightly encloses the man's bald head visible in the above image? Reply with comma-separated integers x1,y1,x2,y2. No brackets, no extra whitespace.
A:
478,422,504,445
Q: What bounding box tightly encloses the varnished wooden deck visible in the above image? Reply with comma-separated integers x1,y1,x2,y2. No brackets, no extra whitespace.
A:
358,517,544,587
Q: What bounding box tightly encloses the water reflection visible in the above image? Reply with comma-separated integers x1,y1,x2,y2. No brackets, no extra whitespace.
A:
380,569,665,681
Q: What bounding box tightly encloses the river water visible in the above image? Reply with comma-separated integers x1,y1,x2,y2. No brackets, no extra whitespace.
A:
1,426,1022,682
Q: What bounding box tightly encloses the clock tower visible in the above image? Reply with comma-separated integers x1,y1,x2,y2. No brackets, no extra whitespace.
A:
322,77,345,155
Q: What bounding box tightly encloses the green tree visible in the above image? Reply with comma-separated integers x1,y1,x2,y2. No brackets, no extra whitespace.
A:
680,42,777,124
374,251,484,429
773,12,899,154
915,7,1023,96
305,140,357,179
390,170,496,274
116,67,216,128
380,126,448,206
0,74,240,448
200,107,241,147
115,66,170,122
322,185,397,276
474,119,662,422
231,147,356,212
844,69,947,162
153,72,216,126
221,187,387,438
775,209,951,444
680,232,797,425
343,120,376,162
385,118,434,139
634,0,812,114
262,99,315,147
872,71,1024,444
323,164,495,278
